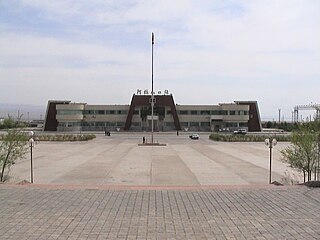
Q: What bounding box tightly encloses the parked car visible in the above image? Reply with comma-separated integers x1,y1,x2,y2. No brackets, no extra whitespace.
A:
189,133,199,140
233,129,247,135
219,128,230,132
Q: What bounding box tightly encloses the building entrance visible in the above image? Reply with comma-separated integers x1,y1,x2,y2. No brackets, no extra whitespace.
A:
147,116,159,131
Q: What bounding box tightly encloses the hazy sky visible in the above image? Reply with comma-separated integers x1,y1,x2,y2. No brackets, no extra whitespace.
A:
0,0,319,121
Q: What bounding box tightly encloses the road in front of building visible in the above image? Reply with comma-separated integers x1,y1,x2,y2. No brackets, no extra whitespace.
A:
9,132,301,185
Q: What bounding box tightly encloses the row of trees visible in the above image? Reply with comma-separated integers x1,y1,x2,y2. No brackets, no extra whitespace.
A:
281,121,320,182
263,121,299,132
0,116,19,129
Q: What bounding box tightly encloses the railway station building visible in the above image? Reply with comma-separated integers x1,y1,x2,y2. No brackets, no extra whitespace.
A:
44,93,262,132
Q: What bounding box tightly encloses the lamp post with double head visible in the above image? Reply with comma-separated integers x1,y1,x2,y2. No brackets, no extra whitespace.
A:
265,137,277,184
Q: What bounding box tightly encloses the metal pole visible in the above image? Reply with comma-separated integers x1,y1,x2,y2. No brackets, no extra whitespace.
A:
30,144,33,183
269,146,272,184
151,32,154,144
318,139,320,181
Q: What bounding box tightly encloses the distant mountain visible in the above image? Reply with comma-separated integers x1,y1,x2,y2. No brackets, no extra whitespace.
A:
0,103,46,121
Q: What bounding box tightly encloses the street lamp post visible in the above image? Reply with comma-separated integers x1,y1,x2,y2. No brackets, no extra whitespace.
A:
29,131,34,183
151,32,155,144
265,137,277,184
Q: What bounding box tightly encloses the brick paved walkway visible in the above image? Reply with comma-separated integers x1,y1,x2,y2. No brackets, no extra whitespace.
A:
0,185,319,239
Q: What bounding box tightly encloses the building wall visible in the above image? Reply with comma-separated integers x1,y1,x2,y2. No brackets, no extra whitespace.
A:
45,97,260,132
43,100,71,131
174,104,249,132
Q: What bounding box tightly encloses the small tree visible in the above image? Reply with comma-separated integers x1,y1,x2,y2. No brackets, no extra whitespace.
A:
281,125,318,182
0,125,29,182
0,116,16,129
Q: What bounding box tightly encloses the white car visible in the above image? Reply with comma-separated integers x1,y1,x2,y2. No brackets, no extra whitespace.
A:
189,133,199,140
233,129,247,135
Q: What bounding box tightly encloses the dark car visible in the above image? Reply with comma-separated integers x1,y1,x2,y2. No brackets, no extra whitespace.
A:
189,133,199,140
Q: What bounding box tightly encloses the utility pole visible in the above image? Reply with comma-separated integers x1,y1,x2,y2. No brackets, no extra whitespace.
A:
278,109,281,124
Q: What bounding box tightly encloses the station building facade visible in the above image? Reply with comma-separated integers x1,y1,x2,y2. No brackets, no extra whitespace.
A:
44,94,262,132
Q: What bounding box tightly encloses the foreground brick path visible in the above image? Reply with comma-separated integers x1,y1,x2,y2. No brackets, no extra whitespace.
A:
0,185,319,239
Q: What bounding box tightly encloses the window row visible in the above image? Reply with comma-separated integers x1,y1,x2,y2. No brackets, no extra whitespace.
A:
168,110,249,115
83,122,126,127
58,122,129,127
165,122,210,127
57,110,83,115
84,110,128,115
224,122,248,127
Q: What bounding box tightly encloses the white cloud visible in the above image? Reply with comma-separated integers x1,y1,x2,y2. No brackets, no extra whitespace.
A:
0,0,319,119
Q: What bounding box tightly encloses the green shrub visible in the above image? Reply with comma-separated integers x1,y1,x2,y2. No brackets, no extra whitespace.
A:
209,133,291,142
31,134,96,142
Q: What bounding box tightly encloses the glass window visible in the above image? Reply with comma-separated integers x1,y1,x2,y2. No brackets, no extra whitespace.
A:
106,110,116,115
238,110,249,115
57,110,83,115
226,122,238,127
211,110,220,115
65,122,81,127
200,122,210,127
179,110,188,115
167,110,172,115
190,122,199,126
84,110,95,115
96,122,105,126
229,111,236,115
97,110,105,115
105,122,116,126
211,110,228,115
190,111,198,115
117,110,128,115
133,110,139,115
200,110,210,115
83,122,94,127
180,122,188,127
239,122,248,127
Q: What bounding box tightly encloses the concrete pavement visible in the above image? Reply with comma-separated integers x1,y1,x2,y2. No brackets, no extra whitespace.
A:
0,184,319,239
2,133,318,239
9,133,302,185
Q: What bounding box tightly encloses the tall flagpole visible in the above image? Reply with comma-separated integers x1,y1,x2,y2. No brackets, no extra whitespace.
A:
151,32,154,144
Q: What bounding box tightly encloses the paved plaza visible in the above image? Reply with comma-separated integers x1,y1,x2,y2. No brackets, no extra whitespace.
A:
2,132,318,239
10,133,301,185
0,184,319,239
